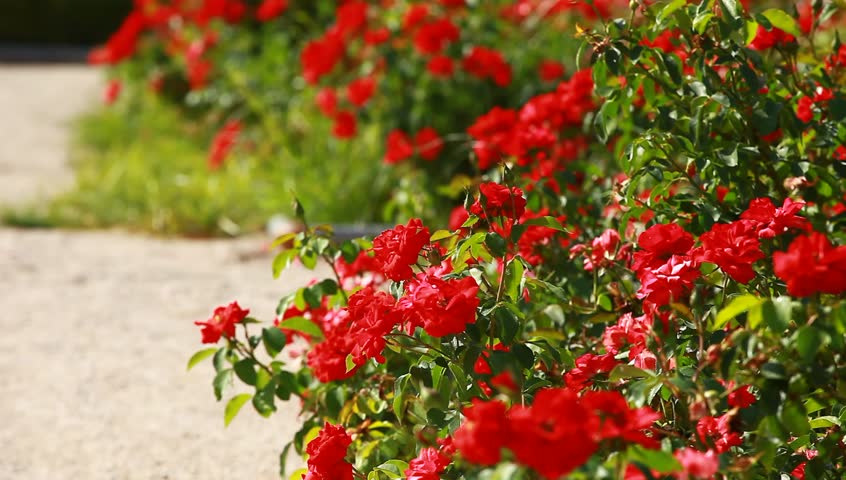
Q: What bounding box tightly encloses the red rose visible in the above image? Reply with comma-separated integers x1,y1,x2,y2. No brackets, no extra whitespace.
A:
426,55,454,77
453,399,509,465
405,448,450,480
414,127,443,160
372,219,431,281
538,60,565,81
631,223,694,273
347,76,376,107
506,388,599,479
194,301,249,343
301,32,344,84
674,448,719,479
740,197,808,238
413,18,460,55
315,88,337,117
256,0,287,21
694,220,764,284
403,5,430,31
384,129,414,164
332,111,357,139
636,254,701,307
773,232,846,297
304,423,353,480
469,182,526,220
347,287,400,365
696,415,742,453
399,274,479,337
364,28,391,45
462,46,512,86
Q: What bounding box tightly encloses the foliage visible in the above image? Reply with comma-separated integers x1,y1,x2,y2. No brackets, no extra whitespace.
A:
189,1,846,479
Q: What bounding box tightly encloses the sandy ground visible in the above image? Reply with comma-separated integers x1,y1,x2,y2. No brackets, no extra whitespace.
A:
0,66,311,479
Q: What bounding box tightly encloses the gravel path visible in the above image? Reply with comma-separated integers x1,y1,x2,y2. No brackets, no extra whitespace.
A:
0,66,310,479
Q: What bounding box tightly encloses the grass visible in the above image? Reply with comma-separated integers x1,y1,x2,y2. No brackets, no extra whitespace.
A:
3,93,395,236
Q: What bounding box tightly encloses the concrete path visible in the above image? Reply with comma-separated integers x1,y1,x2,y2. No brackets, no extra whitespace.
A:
0,65,311,479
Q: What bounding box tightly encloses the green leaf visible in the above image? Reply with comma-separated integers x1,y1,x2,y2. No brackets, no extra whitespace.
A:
374,460,409,479
272,249,298,278
278,316,324,340
745,20,760,45
187,347,218,371
485,232,508,257
252,384,277,417
495,306,520,344
628,445,682,473
512,343,535,369
609,364,653,381
430,229,454,242
288,469,308,480
761,8,802,37
658,0,687,24
262,327,287,358
269,232,297,250
213,369,233,401
234,358,258,386
713,295,764,330
345,353,357,373
809,416,841,429
780,402,810,435
521,216,569,232
694,12,715,33
503,258,526,302
224,393,252,427
795,326,823,362
718,0,739,20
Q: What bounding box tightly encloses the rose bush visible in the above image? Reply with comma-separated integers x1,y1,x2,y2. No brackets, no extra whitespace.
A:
89,0,617,226
188,0,846,479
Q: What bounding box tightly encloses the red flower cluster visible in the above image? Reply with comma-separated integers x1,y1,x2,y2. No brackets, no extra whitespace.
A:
696,414,742,453
467,69,594,170
194,301,249,343
303,423,353,480
414,18,460,55
630,197,809,307
462,46,512,86
384,128,444,164
453,388,659,479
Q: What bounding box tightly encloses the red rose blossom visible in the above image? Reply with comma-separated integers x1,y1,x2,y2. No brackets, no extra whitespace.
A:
773,232,846,297
384,129,414,164
194,301,249,343
304,423,353,480
372,219,431,281
405,447,451,480
414,127,444,160
256,0,287,21
347,76,376,107
332,111,357,139
469,182,526,220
